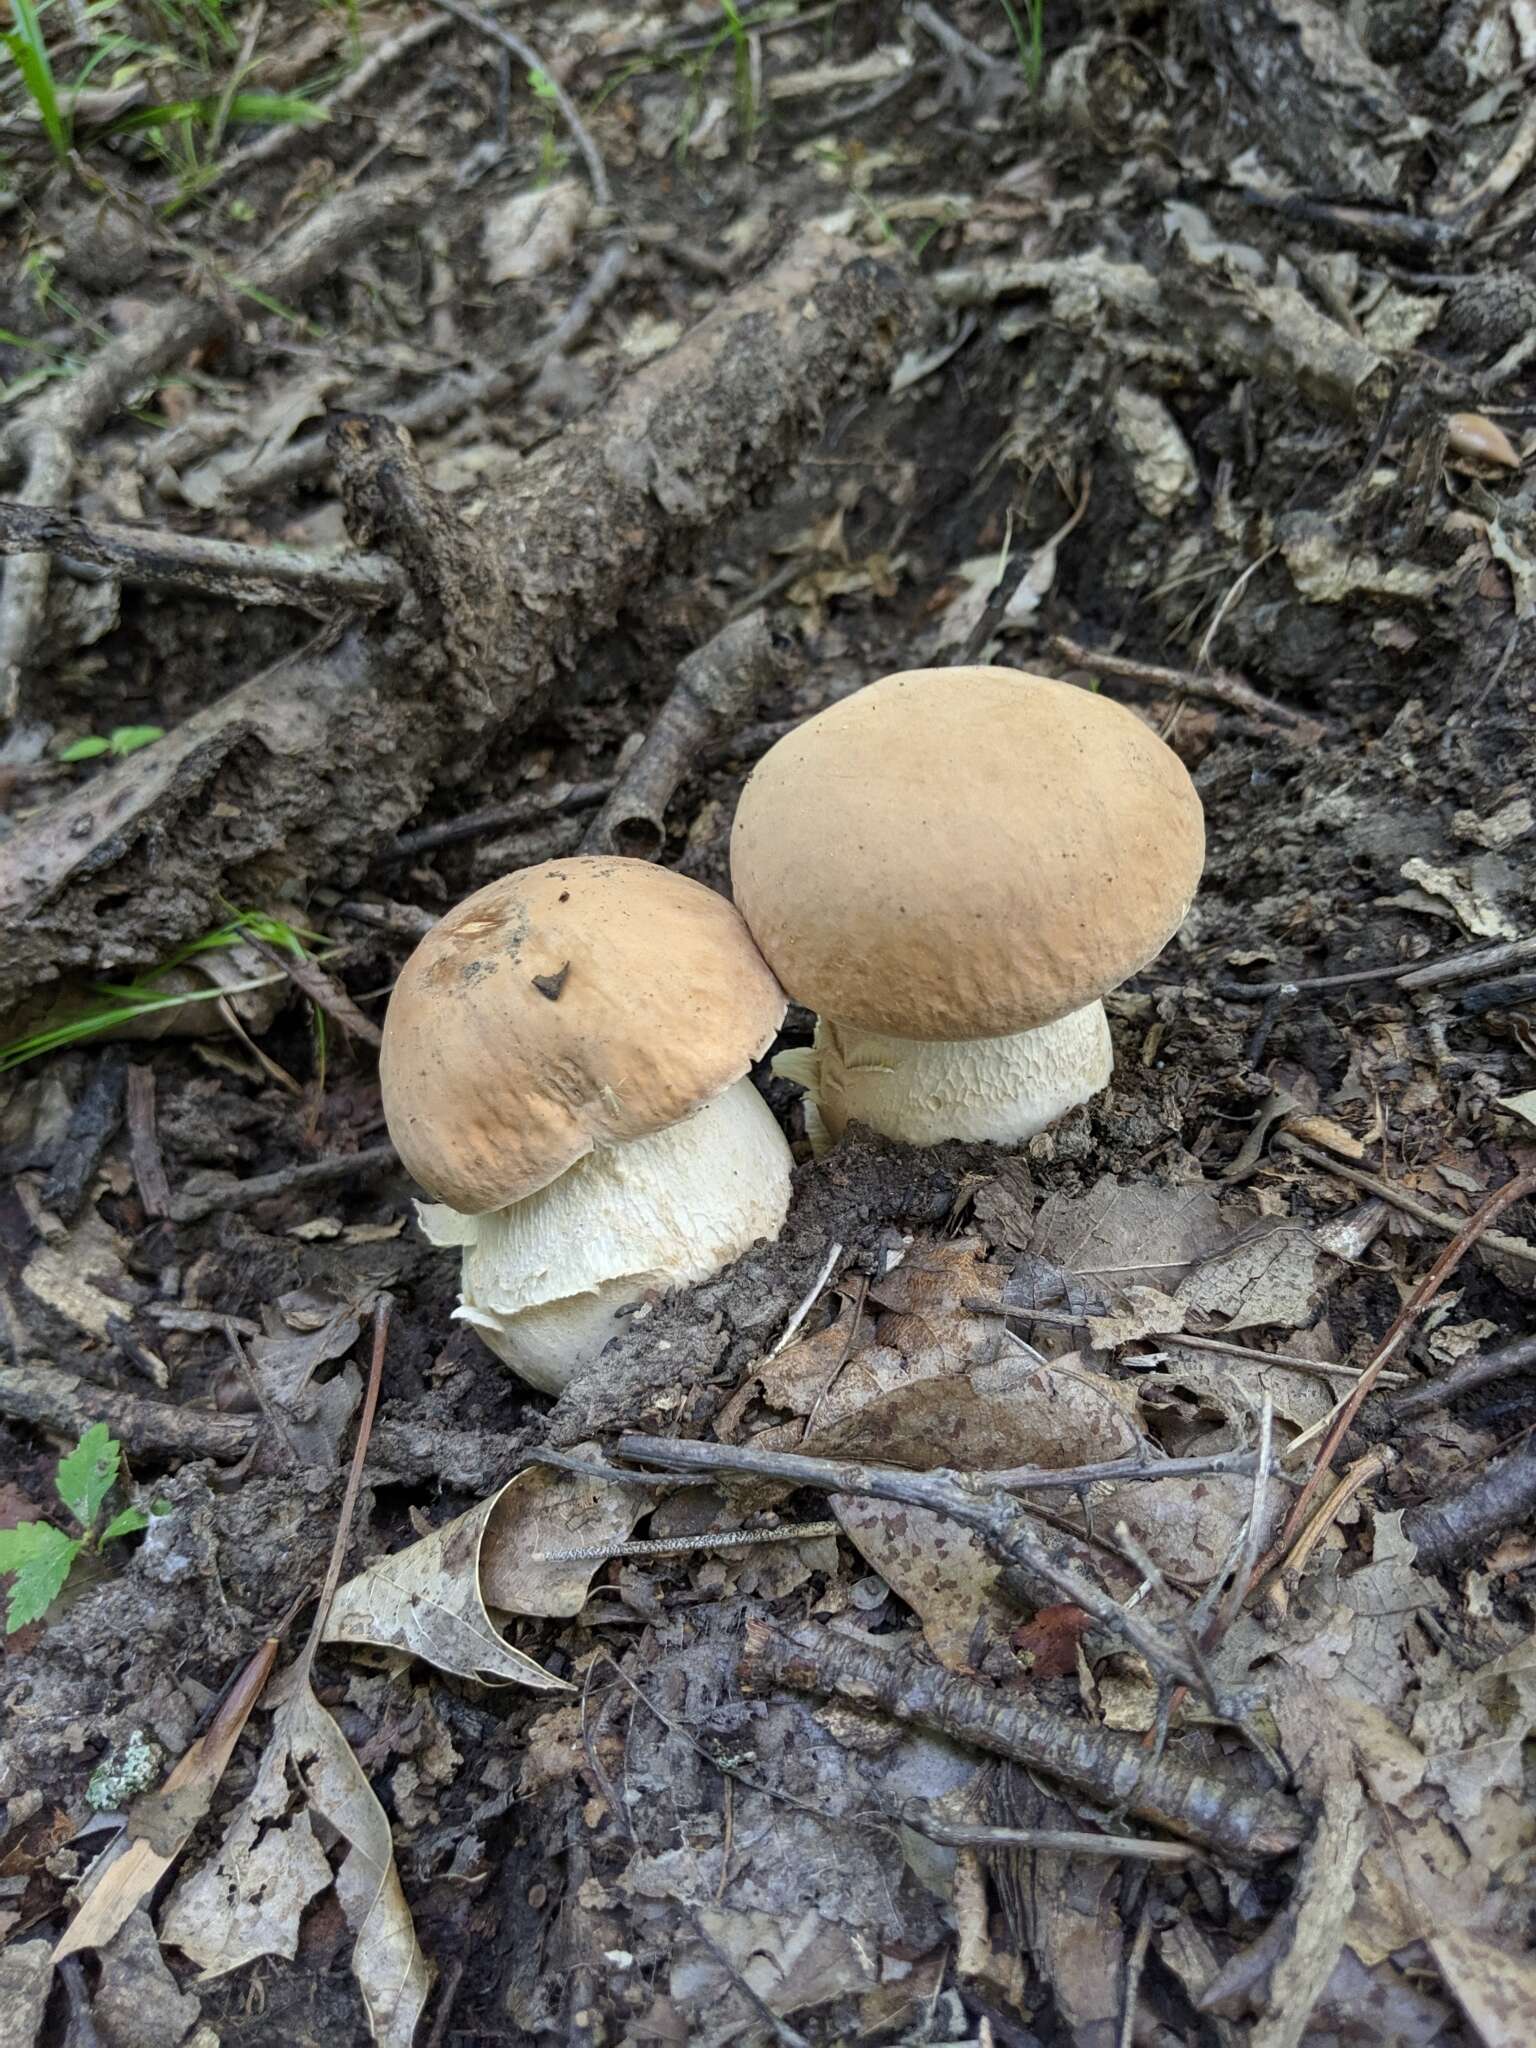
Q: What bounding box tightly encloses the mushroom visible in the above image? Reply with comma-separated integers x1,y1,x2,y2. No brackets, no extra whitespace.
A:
380,857,793,1392
729,666,1204,1149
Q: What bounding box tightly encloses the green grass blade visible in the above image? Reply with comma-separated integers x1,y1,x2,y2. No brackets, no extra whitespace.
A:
4,0,71,159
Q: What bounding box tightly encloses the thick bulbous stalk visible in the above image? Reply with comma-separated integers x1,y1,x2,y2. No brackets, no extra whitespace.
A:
417,1078,793,1393
775,1002,1113,1152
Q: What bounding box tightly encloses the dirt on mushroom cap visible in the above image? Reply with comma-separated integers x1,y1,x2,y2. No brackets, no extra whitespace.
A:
730,667,1206,1041
379,857,786,1215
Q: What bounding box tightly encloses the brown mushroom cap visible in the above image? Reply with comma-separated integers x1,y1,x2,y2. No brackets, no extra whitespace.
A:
730,667,1205,1041
380,857,786,1214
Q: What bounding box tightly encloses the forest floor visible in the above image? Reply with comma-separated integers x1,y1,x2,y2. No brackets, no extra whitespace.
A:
2,2,1535,2044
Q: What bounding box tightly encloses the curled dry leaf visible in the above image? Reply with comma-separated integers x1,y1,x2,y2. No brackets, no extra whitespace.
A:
1446,412,1520,470
325,1455,644,1684
159,1673,432,2048
481,179,590,286
54,1632,280,1961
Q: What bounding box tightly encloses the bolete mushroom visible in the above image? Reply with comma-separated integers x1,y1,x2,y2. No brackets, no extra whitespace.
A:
380,857,792,1392
729,666,1204,1148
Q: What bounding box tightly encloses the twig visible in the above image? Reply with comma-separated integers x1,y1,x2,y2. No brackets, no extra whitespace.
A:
583,611,787,857
0,426,71,721
235,240,628,502
1403,1440,1536,1567
0,501,405,615
1197,931,1536,1001
1048,633,1303,727
1210,1396,1273,1649
124,1066,171,1220
618,1435,1259,1716
984,1447,1265,1490
740,1621,1305,1865
1272,1133,1536,1270
225,1324,304,1471
430,0,611,207
383,779,611,861
0,1360,529,1490
910,1,1011,73
528,1446,683,1489
296,1296,390,1680
238,932,382,1047
167,1142,396,1224
964,1299,1413,1387
534,1520,839,1564
900,1810,1201,1861
40,1047,127,1221
1119,1911,1154,2048
1272,1447,1397,1593
1434,96,1536,226
1265,1166,1536,1570
1389,1331,1536,1418
770,1239,845,1357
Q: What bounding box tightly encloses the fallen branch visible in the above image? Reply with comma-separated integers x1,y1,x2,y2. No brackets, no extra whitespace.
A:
1048,632,1303,727
1390,1331,1536,1418
739,1621,1305,1867
0,1361,530,1491
0,174,434,715
618,1433,1263,1722
1403,1440,1536,1568
166,1141,396,1224
583,609,787,857
0,501,405,615
0,231,922,1006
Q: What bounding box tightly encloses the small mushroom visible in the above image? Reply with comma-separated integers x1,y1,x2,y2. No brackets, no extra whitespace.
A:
380,858,792,1392
729,666,1204,1149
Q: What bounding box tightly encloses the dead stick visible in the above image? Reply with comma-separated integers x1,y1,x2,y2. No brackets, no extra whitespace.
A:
167,1141,396,1224
619,1433,1253,1713
1389,1330,1536,1418
1272,1133,1536,1269
740,1621,1305,1866
0,500,406,614
1267,1166,1536,1570
901,1810,1201,1861
1403,1440,1536,1567
583,610,787,857
1048,632,1302,727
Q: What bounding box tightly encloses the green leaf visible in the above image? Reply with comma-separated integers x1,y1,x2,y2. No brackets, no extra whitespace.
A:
56,1423,120,1529
0,1522,81,1632
60,735,111,762
99,1506,149,1546
108,725,165,757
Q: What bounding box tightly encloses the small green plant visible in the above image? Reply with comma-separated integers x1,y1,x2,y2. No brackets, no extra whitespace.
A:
527,66,565,183
0,906,330,1072
999,0,1045,90
3,0,71,160
59,724,166,763
0,1425,161,1633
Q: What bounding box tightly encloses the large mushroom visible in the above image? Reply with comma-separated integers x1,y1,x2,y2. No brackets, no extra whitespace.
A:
380,857,792,1392
729,666,1204,1148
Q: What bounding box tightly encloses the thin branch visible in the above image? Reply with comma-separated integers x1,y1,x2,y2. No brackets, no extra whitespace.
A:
534,1520,839,1565
1272,1133,1536,1270
1191,931,1536,1001
618,1434,1261,1717
430,0,611,207
0,426,71,722
1265,1166,1536,1569
168,1142,396,1225
296,1297,391,1681
0,500,405,615
900,1811,1202,1862
583,610,787,858
1048,632,1304,727
382,779,611,862
740,1621,1305,1866
1389,1331,1536,1418
1404,1439,1536,1567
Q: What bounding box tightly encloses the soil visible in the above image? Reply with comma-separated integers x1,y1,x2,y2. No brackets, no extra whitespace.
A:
2,3,1535,2045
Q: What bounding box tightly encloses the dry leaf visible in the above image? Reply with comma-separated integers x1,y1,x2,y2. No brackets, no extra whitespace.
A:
159,1807,330,1976
1430,1926,1536,2047
1399,857,1521,940
832,1496,1015,1669
55,1634,279,1960
1175,1222,1329,1332
325,1458,639,1683
1446,412,1520,470
160,1673,432,2048
481,179,590,285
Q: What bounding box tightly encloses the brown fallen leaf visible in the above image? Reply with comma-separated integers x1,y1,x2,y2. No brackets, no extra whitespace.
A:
325,1454,643,1683
160,1668,432,2047
54,1631,281,1961
1430,1926,1536,2048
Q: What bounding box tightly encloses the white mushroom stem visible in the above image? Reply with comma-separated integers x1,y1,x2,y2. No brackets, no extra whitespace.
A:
775,1002,1113,1152
415,1077,792,1395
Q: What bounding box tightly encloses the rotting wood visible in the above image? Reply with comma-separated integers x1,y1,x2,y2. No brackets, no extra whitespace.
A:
583,610,788,858
739,1620,1305,1867
0,231,924,1010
